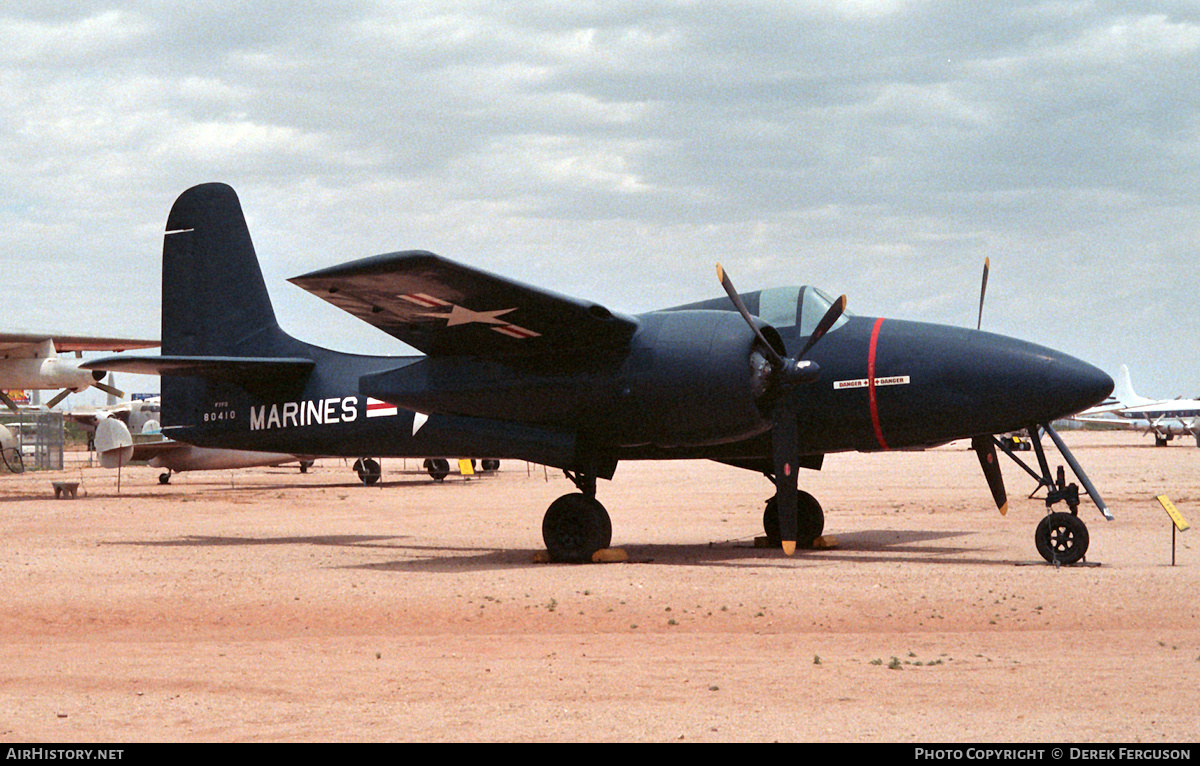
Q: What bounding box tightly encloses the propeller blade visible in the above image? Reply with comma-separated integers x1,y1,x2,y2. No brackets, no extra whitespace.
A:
771,398,801,555
977,257,990,330
972,434,1008,515
717,263,838,556
46,389,72,409
0,390,16,413
797,294,847,359
93,382,125,398
716,263,785,369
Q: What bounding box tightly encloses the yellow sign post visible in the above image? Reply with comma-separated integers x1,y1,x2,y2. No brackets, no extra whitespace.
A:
1156,495,1190,566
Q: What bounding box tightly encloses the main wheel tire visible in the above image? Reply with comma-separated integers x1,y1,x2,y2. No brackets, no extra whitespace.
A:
480,459,500,471
542,493,612,564
763,491,825,549
354,458,382,486
1035,512,1089,565
423,458,450,482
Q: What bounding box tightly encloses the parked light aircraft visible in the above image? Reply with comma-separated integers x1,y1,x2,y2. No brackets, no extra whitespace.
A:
1072,365,1200,447
0,333,158,410
88,183,1115,564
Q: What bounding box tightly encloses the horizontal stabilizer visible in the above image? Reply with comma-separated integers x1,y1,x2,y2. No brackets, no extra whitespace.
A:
83,355,314,386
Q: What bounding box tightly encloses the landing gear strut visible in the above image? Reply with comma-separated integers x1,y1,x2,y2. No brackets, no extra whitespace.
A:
542,468,613,563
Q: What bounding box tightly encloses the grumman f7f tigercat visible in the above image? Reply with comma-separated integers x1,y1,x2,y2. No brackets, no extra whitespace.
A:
88,183,1116,564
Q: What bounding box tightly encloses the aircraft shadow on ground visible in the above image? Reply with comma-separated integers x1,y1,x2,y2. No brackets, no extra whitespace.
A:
110,526,1028,572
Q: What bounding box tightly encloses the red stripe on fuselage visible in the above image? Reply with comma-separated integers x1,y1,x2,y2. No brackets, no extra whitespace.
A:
867,317,890,451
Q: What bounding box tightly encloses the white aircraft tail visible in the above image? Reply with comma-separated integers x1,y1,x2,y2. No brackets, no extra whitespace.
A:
1112,364,1154,408
95,418,134,469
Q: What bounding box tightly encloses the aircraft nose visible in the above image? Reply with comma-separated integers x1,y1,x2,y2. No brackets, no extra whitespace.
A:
962,330,1113,429
867,320,1114,444
1035,350,1113,420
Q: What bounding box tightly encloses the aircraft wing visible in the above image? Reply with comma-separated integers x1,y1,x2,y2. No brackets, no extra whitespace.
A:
0,333,159,354
288,251,639,356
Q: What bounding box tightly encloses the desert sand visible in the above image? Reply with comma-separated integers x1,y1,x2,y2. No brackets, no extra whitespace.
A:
0,430,1197,742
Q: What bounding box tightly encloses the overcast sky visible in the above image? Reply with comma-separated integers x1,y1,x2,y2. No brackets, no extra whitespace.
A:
3,1,1198,405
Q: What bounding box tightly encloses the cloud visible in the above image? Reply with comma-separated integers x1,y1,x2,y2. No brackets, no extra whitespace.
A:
1,1,1198,397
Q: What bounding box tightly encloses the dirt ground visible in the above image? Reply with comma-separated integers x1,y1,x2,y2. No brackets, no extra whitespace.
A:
0,430,1197,743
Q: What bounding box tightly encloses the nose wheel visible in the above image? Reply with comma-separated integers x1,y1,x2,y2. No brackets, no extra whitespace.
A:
993,423,1108,565
422,458,450,481
353,458,382,485
1035,511,1090,566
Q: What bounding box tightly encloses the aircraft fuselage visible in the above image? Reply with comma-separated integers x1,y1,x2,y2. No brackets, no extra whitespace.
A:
163,310,1110,478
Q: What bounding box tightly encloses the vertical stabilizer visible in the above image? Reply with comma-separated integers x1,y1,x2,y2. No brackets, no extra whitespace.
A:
162,183,283,357
1113,364,1150,407
160,183,299,429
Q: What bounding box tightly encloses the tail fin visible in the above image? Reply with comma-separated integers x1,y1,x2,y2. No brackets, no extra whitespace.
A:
159,184,312,431
82,184,314,435
1112,364,1148,407
162,183,284,357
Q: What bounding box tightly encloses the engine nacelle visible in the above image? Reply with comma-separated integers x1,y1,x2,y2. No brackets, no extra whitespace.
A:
0,357,93,392
606,310,773,447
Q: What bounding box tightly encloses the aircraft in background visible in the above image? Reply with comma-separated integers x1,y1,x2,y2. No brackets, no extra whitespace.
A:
0,423,19,473
88,183,1114,565
69,397,312,483
1071,365,1200,448
0,333,158,410
92,415,311,482
71,396,482,484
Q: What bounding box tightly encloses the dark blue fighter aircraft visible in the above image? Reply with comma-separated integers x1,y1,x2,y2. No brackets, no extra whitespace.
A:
89,183,1114,565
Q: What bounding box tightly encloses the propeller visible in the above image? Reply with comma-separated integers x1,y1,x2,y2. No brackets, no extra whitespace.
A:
44,372,125,410
972,434,1008,515
44,389,73,409
716,264,846,555
977,257,990,330
93,380,124,399
971,257,1010,515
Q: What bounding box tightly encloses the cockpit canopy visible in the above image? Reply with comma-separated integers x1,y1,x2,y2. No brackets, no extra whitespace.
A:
756,285,850,338
666,285,850,339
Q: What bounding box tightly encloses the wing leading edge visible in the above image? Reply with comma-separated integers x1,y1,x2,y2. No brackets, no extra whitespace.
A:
0,333,159,356
288,251,638,357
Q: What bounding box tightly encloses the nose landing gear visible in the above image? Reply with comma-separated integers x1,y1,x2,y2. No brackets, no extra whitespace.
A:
994,423,1112,566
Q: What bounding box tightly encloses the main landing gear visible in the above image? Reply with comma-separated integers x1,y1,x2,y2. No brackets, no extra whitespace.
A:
762,490,825,549
422,458,501,481
542,469,613,563
353,458,382,486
